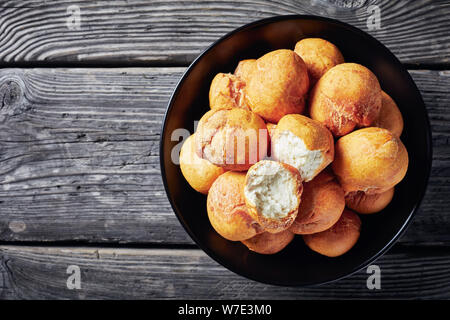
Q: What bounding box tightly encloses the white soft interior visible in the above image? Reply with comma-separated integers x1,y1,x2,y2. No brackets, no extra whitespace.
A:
244,161,298,219
273,130,324,182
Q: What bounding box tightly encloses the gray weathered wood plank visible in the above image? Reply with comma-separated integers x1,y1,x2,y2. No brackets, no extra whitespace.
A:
0,67,448,245
0,67,191,244
1,245,450,299
0,0,449,66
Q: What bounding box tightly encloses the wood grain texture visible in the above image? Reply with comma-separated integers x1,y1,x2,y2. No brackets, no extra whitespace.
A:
1,245,450,299
0,0,449,66
0,68,448,245
0,67,191,244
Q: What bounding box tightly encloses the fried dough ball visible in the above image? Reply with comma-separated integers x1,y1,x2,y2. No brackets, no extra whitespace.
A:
242,230,295,254
180,134,226,194
234,59,256,84
309,63,382,137
294,38,344,86
245,49,309,123
195,107,269,171
207,171,263,241
289,171,345,235
303,209,361,257
209,73,249,110
332,127,409,194
373,91,404,137
346,188,395,214
244,160,303,233
272,114,334,182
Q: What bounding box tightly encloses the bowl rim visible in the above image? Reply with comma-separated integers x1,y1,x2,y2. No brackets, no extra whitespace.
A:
159,14,433,287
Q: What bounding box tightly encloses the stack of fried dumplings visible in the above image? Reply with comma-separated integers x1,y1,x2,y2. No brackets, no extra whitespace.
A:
179,38,408,257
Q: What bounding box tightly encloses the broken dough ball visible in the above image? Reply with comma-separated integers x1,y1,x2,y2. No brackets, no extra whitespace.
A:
209,73,249,110
289,171,345,235
345,188,395,214
242,230,294,254
332,127,409,194
245,49,309,123
244,160,303,233
373,91,404,137
234,59,256,84
180,134,226,194
195,107,269,171
303,209,361,257
294,38,344,86
207,171,263,241
272,114,334,182
309,63,382,137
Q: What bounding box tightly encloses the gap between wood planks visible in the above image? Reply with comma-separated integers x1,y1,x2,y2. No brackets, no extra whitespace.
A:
0,61,449,70
1,240,450,256
0,240,199,250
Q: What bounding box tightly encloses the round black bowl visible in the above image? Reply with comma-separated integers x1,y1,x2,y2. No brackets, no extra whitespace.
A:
160,15,432,286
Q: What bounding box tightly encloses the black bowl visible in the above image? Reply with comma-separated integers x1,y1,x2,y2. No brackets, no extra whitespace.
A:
160,15,432,286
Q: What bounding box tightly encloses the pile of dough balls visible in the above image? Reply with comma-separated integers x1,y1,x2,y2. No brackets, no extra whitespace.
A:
179,38,408,257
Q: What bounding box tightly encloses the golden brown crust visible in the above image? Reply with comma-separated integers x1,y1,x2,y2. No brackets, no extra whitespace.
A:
303,209,361,257
234,59,256,84
346,188,395,214
241,230,295,254
294,38,344,86
207,171,263,241
245,49,309,123
209,73,250,110
332,127,409,194
180,134,226,194
244,161,303,233
308,63,382,137
195,107,269,171
308,84,357,136
289,171,345,235
373,91,404,137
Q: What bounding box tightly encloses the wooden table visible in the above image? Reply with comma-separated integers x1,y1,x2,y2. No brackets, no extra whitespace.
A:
0,0,449,299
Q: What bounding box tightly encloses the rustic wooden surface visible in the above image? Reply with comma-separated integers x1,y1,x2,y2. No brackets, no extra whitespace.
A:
0,0,449,66
2,245,450,299
0,0,449,299
0,68,448,246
